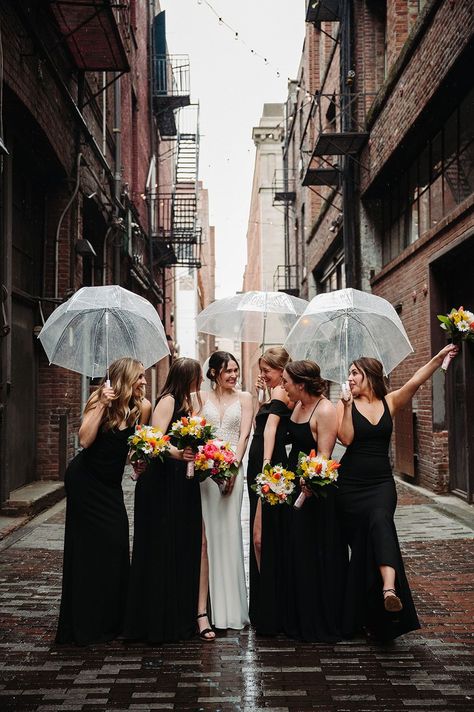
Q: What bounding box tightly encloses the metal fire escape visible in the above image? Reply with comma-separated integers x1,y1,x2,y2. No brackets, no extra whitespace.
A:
302,0,372,288
153,104,201,269
271,169,300,296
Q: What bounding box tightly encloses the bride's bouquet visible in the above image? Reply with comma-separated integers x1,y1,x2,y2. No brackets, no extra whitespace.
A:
438,306,474,370
294,449,340,509
194,439,239,493
168,415,215,479
252,463,296,505
127,425,170,480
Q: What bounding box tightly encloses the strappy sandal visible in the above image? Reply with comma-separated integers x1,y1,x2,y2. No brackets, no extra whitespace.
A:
197,612,215,641
383,588,403,612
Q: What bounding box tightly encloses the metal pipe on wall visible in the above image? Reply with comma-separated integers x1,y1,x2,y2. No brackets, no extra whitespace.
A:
113,73,122,284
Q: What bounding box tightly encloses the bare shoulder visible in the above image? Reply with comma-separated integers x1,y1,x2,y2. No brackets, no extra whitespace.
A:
141,398,152,420
270,385,288,403
154,394,174,413
239,390,253,405
318,397,336,414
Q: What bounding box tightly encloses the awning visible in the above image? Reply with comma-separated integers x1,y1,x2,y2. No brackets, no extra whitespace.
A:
49,0,130,72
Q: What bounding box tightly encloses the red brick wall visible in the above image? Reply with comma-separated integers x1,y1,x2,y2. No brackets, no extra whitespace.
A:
362,0,474,193
371,198,474,492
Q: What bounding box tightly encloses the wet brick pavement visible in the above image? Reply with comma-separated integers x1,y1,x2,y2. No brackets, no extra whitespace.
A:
0,473,473,712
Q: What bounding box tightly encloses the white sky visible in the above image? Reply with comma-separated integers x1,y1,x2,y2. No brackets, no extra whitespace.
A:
163,0,305,298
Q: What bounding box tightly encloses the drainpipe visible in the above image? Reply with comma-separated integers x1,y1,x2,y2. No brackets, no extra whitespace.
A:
113,73,122,285
54,152,82,299
340,0,357,288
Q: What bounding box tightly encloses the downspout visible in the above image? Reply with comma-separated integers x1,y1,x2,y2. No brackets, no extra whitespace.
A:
54,152,82,299
340,0,357,288
113,73,122,285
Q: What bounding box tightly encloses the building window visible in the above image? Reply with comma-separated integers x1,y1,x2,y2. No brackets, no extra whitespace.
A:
381,86,474,265
317,250,345,293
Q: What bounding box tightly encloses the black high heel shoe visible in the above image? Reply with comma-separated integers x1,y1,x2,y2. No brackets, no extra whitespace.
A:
197,612,215,641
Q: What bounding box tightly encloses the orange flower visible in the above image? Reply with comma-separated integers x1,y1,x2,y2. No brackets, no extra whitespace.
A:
181,416,189,426
315,462,323,474
201,418,207,426
262,484,270,493
309,448,316,458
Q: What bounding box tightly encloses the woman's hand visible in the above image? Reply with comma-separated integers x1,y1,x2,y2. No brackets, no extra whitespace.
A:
99,386,115,406
340,382,353,407
255,374,266,395
437,343,459,363
181,446,195,462
131,459,147,480
223,473,237,496
300,477,312,498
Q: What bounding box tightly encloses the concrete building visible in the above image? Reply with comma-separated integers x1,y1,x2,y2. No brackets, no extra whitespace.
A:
0,2,201,512
241,104,286,390
278,0,474,500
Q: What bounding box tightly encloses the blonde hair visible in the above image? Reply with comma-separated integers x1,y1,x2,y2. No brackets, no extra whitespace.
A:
84,357,145,430
259,346,291,371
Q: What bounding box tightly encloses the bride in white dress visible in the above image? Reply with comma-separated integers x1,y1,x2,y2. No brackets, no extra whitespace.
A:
198,351,253,631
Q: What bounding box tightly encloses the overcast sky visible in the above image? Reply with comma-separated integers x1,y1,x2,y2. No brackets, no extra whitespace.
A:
163,0,305,298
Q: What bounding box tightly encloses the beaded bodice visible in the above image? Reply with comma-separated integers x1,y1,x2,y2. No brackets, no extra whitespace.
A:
201,397,241,449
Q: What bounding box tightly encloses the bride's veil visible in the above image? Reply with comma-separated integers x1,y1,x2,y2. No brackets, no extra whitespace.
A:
201,356,214,392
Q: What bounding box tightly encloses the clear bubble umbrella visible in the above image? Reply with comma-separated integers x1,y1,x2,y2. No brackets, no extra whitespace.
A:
283,288,413,384
38,285,169,381
196,291,309,347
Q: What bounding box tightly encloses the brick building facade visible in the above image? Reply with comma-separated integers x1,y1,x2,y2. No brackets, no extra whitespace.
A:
278,0,473,499
0,1,201,509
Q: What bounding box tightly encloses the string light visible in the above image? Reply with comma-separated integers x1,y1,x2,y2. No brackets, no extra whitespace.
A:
195,0,287,81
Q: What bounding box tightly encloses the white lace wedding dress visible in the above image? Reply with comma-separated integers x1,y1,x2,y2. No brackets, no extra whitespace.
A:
200,396,250,630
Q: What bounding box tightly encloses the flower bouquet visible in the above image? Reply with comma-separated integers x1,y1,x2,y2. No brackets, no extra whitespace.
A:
438,306,474,370
293,449,340,509
251,463,296,505
168,416,216,479
194,439,239,493
127,425,170,480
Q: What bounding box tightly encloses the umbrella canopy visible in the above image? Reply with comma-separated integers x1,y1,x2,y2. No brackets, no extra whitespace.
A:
283,288,413,384
196,291,309,346
38,285,169,379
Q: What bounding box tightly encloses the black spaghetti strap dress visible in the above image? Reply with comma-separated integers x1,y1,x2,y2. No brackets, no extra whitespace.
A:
124,400,202,643
246,398,292,634
336,398,420,641
56,426,132,645
287,402,347,642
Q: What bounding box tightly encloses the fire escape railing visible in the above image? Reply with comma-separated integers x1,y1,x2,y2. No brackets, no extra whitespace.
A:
153,104,201,269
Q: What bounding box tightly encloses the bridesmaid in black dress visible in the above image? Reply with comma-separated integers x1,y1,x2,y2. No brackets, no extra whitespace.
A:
282,360,347,642
246,347,292,633
56,358,151,646
336,344,458,641
124,357,207,643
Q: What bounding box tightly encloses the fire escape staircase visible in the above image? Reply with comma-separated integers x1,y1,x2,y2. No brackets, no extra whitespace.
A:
153,105,201,269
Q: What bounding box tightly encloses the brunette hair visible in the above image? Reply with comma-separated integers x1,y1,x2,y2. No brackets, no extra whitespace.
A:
84,357,144,430
159,357,203,413
351,357,388,399
284,359,326,396
258,346,291,371
206,351,240,386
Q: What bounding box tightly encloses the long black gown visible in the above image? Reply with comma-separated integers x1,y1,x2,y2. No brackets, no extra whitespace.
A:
336,398,420,641
124,401,202,643
56,426,131,645
246,398,291,634
287,404,347,642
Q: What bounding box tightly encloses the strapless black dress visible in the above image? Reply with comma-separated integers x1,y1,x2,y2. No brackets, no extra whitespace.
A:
336,398,420,640
56,426,132,645
286,415,347,642
247,398,291,626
